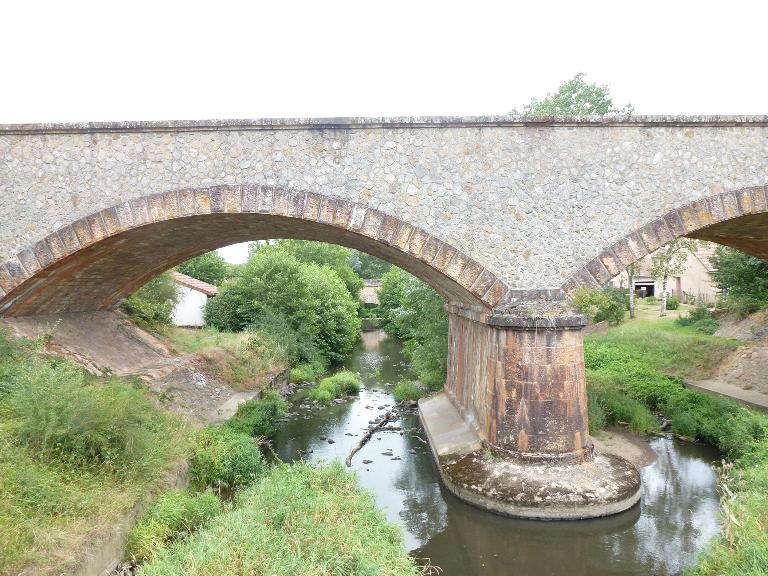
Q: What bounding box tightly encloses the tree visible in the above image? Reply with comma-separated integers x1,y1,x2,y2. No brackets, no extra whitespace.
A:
710,246,768,314
626,262,639,319
378,267,448,389
650,239,698,317
177,251,229,286
349,250,392,280
204,247,360,365
257,240,364,298
511,73,633,117
120,272,180,326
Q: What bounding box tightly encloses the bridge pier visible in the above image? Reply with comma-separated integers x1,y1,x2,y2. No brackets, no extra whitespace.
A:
419,299,641,519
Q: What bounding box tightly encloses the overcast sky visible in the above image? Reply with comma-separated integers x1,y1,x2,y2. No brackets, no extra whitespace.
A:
3,1,765,262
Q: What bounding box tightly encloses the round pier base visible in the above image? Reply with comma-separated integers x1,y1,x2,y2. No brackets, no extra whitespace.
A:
435,448,641,520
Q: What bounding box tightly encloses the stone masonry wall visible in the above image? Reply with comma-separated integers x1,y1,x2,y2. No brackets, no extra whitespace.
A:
2,116,767,295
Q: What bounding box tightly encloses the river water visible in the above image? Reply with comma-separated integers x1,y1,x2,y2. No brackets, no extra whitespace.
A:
274,331,721,576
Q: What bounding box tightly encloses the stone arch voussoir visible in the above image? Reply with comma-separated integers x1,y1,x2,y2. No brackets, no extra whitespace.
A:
562,185,768,295
0,185,511,316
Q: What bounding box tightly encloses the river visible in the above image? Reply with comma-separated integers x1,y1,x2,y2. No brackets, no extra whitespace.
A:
274,330,721,576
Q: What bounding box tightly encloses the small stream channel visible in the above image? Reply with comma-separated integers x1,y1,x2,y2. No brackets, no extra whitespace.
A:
274,330,721,576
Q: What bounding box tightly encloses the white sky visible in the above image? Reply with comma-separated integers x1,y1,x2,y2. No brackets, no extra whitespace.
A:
2,0,765,263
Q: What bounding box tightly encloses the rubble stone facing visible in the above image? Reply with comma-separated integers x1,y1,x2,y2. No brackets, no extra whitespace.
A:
2,116,767,300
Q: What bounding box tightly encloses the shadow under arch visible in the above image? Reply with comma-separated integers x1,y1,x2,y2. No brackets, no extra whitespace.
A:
563,185,768,293
0,185,510,316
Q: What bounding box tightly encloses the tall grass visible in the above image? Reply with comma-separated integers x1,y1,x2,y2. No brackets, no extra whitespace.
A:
0,328,189,574
139,462,420,576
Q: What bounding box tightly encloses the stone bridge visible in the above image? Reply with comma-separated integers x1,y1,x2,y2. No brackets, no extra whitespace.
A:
2,116,766,517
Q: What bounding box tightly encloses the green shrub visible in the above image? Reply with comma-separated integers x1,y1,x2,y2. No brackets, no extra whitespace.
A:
225,391,286,439
591,386,659,434
289,361,325,383
573,287,625,326
587,392,606,434
125,490,222,563
645,295,657,303
710,245,768,315
308,387,333,406
189,427,266,491
308,371,362,405
138,462,420,576
378,268,448,389
666,296,680,310
120,273,180,327
677,306,719,334
393,381,423,403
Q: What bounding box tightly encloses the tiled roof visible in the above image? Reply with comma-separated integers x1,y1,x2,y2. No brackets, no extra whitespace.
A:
694,242,718,273
170,271,219,296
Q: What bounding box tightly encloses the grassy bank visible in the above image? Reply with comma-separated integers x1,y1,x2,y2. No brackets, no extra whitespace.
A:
139,462,419,575
0,328,190,575
584,320,768,575
162,327,289,390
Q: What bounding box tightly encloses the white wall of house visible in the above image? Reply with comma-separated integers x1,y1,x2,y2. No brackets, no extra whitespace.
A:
172,285,208,327
610,246,719,304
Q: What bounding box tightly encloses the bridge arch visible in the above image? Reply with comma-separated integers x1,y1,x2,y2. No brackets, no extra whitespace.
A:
0,185,510,317
563,185,768,293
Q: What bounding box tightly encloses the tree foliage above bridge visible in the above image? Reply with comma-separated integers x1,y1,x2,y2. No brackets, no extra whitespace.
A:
512,72,633,116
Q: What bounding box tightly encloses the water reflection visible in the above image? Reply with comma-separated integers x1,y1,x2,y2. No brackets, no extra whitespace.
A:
274,331,721,576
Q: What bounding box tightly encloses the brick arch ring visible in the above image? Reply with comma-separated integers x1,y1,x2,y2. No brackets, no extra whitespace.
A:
562,185,768,294
0,185,512,317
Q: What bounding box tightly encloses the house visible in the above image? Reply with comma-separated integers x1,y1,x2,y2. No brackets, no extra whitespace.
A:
170,271,218,327
610,242,719,304
360,279,381,306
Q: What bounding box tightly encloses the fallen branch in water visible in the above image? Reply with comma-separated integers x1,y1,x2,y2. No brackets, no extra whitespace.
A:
346,409,395,466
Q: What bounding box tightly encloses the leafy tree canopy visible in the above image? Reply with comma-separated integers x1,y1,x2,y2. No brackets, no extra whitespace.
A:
349,250,392,280
177,251,230,286
121,272,180,327
512,73,633,117
251,240,363,298
204,247,360,365
711,246,768,314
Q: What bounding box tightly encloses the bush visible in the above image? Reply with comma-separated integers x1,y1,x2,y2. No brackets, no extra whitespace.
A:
677,306,720,334
225,391,286,439
271,240,364,298
666,296,680,310
189,427,266,491
645,295,657,303
125,490,222,563
393,381,423,403
308,371,361,405
573,287,625,326
138,462,420,576
378,268,448,389
711,245,768,315
121,273,180,327
590,385,659,434
289,361,325,384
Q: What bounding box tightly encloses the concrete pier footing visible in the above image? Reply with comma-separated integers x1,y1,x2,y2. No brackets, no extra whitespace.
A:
419,393,641,520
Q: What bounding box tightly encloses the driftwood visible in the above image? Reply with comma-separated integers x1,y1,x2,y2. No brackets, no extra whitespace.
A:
345,409,395,466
